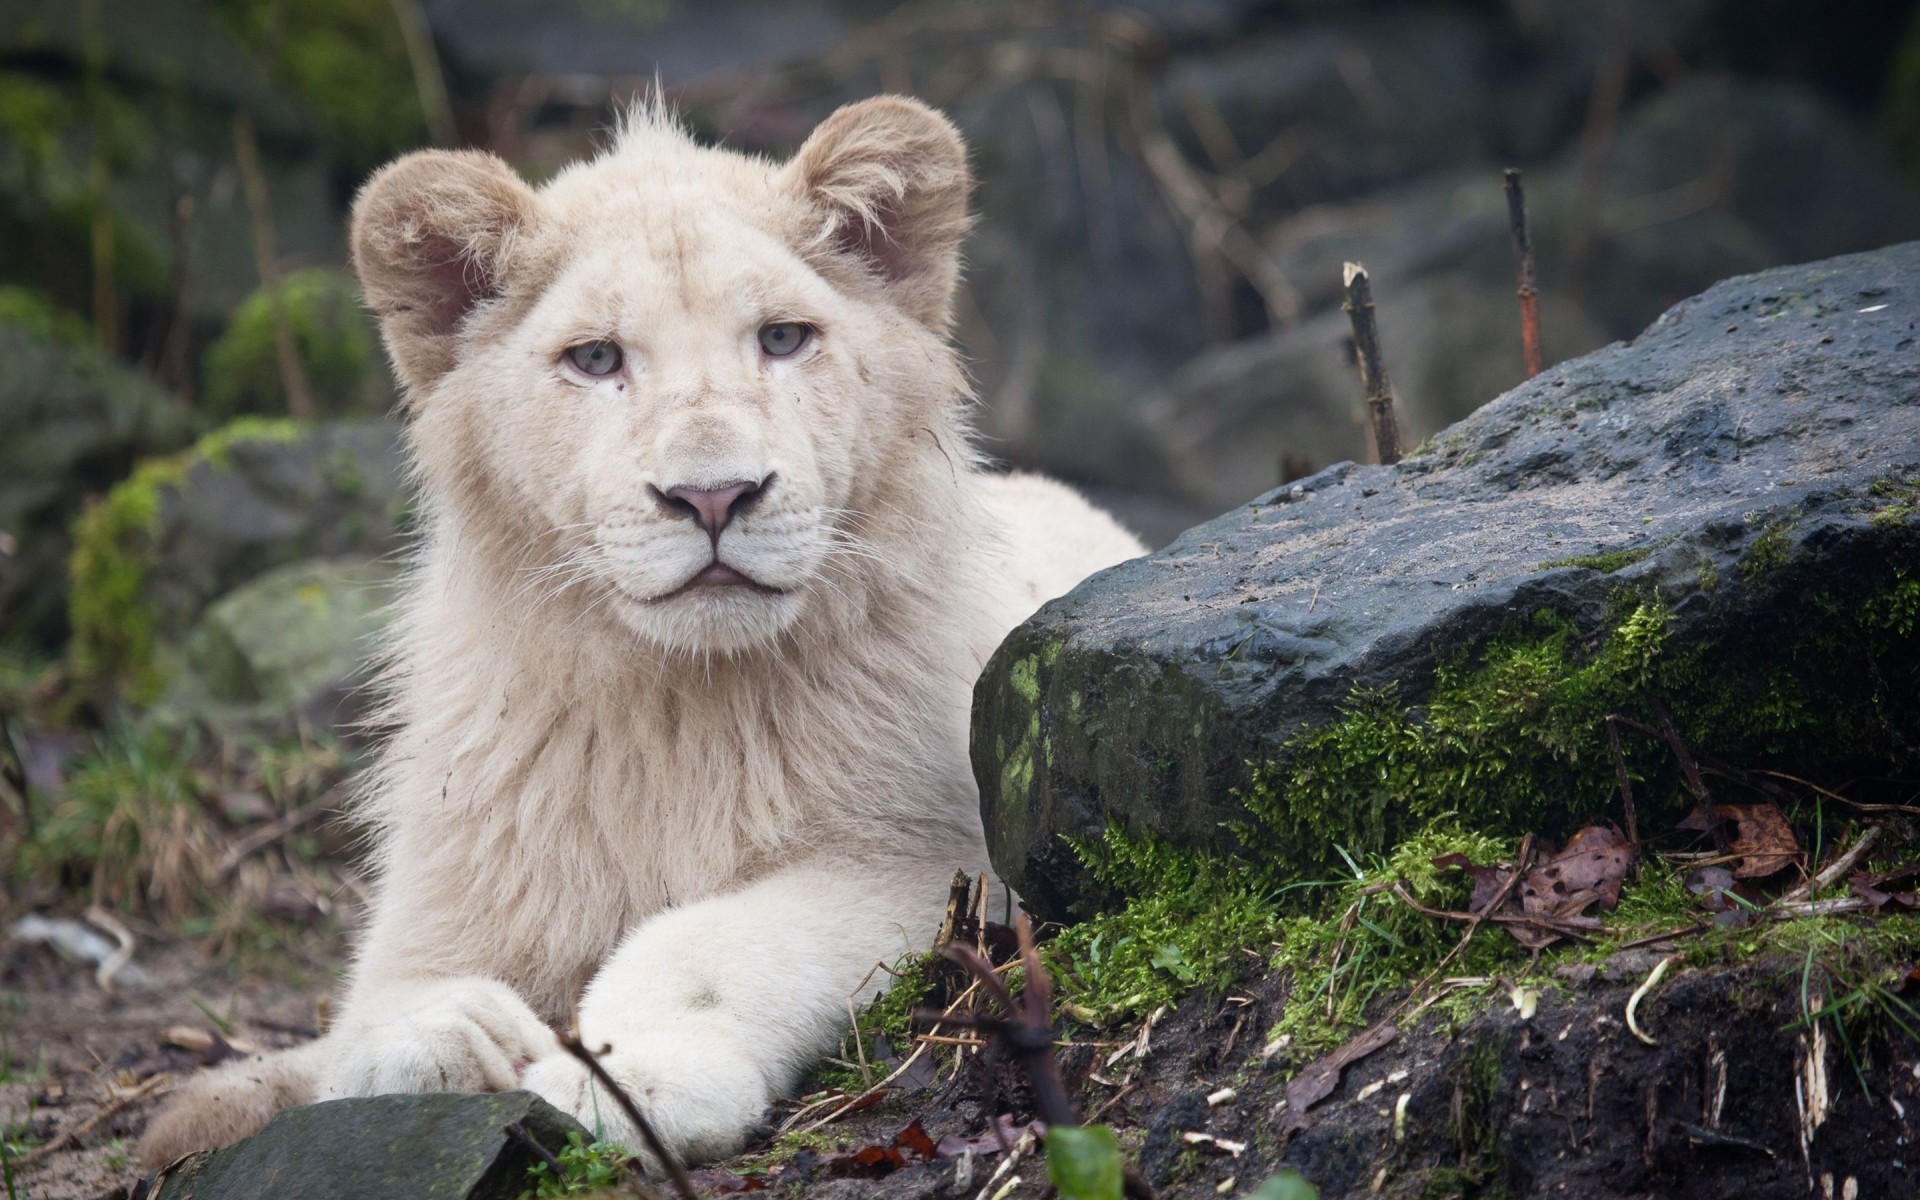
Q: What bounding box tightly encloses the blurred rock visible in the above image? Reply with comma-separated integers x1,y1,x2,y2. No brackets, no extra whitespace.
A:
1158,7,1503,209
1270,79,1920,339
155,557,397,741
975,242,1920,918
68,418,409,702
144,1091,590,1200
1132,273,1609,509
0,317,189,647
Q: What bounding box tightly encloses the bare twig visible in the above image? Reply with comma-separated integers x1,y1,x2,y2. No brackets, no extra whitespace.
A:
557,1029,697,1200
81,0,117,354
1603,715,1640,845
939,914,1076,1128
503,1120,567,1179
1780,825,1882,905
387,0,457,146
1503,167,1544,379
1396,835,1536,1018
1564,0,1632,297
784,977,982,1135
1341,263,1405,465
231,112,315,420
1751,770,1920,817
17,1073,170,1167
214,787,340,883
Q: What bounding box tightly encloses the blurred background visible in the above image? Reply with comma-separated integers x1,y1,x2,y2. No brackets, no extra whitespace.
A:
2,0,1920,965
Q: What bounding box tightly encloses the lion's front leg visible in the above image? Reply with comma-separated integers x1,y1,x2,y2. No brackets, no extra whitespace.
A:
521,858,958,1164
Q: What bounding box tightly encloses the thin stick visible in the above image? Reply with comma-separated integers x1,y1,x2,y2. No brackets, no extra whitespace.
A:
557,1030,697,1200
1503,168,1544,379
1604,716,1639,845
231,112,315,420
1396,834,1535,1017
783,978,983,1135
1341,262,1404,466
387,0,457,146
1780,825,1882,905
214,787,339,882
503,1120,567,1179
17,1073,170,1167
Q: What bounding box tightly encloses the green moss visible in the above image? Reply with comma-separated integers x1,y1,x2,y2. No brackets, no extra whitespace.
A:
68,456,176,701
1053,552,1920,1036
816,950,939,1093
68,417,305,700
1740,519,1793,583
1696,554,1720,592
1869,475,1920,531
1050,831,1279,1021
1247,600,1668,873
0,284,88,347
1266,824,1515,1055
1536,548,1649,573
202,268,381,419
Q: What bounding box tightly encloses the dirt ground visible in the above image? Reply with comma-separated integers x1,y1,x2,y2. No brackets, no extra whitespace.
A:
6,918,1919,1200
1,923,340,1200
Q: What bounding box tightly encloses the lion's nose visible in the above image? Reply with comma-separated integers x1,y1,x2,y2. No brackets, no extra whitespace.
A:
653,475,771,538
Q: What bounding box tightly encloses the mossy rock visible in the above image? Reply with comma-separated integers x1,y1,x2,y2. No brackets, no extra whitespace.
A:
68,417,409,703
202,267,391,420
152,555,398,740
0,315,189,648
974,241,1920,919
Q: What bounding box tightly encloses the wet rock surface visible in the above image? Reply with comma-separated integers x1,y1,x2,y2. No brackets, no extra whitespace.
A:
975,241,1920,918
145,1091,588,1200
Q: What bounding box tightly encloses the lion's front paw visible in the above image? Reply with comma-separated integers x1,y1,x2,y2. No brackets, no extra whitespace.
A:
521,1033,768,1166
324,980,559,1098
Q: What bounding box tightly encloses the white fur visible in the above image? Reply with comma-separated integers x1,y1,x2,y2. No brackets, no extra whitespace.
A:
140,97,1142,1168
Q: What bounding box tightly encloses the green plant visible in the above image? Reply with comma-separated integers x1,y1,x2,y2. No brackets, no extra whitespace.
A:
520,1130,637,1198
1536,548,1649,573
1049,830,1278,1021
1047,1125,1123,1200
12,722,215,917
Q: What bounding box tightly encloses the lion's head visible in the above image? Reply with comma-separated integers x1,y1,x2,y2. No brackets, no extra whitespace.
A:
350,98,974,657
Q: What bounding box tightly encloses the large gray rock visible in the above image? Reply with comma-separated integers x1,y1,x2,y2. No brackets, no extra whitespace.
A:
146,1091,589,1200
0,319,189,646
974,242,1920,919
154,557,399,740
68,418,409,702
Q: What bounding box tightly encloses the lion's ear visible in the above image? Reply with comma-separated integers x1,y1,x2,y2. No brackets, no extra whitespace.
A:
782,96,972,331
350,150,541,393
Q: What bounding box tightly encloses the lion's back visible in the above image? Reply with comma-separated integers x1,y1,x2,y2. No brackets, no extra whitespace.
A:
977,471,1145,620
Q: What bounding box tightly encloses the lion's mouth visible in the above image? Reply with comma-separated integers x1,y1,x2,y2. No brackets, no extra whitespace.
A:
651,559,785,602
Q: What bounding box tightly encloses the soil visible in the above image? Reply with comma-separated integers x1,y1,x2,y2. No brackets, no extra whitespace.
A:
1,923,340,1200
699,950,1920,1200
6,921,1917,1200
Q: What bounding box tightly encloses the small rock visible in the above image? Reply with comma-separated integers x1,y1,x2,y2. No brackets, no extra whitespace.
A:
144,1091,589,1200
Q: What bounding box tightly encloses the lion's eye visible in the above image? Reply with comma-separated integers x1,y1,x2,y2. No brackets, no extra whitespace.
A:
566,341,623,376
758,322,811,358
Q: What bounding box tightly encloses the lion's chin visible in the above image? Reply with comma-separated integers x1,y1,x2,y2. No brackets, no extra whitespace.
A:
610,584,805,659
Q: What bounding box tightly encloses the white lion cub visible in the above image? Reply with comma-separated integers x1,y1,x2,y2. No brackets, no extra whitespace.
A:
138,96,1142,1167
